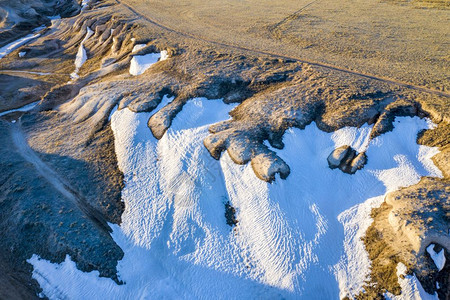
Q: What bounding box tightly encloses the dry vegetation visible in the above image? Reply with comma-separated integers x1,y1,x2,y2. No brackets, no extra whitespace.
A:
385,0,450,9
120,0,449,91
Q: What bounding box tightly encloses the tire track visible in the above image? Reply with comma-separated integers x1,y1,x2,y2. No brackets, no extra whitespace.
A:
270,0,321,30
115,0,449,98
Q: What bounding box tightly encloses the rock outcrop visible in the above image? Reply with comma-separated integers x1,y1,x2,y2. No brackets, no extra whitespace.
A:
385,178,450,256
360,178,449,299
327,145,367,174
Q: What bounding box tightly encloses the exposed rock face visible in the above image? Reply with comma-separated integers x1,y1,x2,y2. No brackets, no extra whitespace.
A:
370,98,421,139
327,145,367,174
328,145,351,168
224,202,238,227
385,178,450,256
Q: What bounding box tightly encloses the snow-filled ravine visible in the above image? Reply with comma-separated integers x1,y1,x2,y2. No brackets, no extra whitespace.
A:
0,101,39,118
0,16,61,60
28,97,442,299
0,26,45,59
129,50,168,76
70,27,94,80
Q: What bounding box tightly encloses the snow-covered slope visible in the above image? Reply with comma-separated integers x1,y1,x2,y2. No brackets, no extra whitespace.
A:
28,97,440,299
385,263,438,300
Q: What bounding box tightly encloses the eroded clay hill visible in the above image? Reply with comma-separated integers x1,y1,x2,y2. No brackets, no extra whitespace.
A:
0,0,448,298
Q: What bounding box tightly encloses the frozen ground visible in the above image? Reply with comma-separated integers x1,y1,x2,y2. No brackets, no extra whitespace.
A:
28,97,440,299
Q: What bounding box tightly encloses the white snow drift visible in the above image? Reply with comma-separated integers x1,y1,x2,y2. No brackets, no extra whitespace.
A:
0,101,39,118
129,50,168,76
385,263,438,300
70,27,94,80
28,98,441,299
427,244,446,272
131,44,146,53
0,26,44,59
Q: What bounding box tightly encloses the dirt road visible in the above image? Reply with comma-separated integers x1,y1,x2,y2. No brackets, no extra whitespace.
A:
116,0,449,97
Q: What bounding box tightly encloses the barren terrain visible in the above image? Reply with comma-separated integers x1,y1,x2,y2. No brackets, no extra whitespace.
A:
117,0,449,92
0,0,448,299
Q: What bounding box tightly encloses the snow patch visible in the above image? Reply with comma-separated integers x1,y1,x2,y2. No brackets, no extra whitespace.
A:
385,263,438,300
418,146,443,178
4,70,52,76
28,111,442,299
131,44,146,53
0,101,39,118
18,51,26,57
0,26,44,59
70,27,94,80
129,50,167,76
129,53,161,76
426,244,446,271
160,50,169,61
81,0,90,10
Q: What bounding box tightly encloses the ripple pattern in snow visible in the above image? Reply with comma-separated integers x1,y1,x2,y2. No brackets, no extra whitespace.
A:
28,99,441,299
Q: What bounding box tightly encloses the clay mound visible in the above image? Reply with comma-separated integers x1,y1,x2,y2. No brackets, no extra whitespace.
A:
385,177,450,256
361,177,449,299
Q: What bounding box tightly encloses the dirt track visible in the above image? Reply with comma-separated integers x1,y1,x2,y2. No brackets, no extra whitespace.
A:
115,0,449,97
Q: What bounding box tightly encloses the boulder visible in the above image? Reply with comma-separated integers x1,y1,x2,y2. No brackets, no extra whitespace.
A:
327,145,367,174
